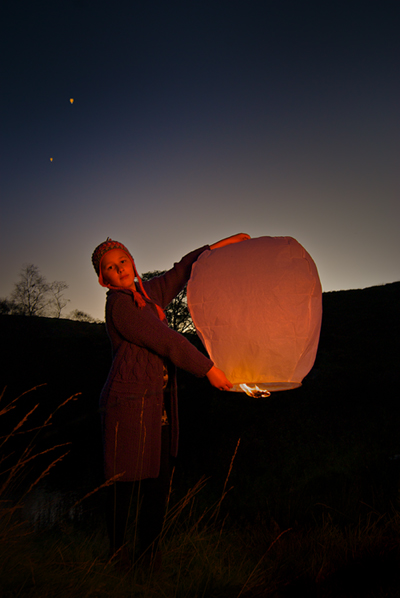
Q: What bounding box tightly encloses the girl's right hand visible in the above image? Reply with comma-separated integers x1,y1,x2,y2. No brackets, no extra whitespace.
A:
206,366,233,391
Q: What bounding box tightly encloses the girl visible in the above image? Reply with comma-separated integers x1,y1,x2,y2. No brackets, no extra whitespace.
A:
91,233,249,568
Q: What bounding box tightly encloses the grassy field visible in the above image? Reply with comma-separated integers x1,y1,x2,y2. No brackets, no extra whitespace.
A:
1,283,400,596
1,385,400,597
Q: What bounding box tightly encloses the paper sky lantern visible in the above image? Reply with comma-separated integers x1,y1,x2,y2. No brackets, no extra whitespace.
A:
70,98,74,104
187,236,322,396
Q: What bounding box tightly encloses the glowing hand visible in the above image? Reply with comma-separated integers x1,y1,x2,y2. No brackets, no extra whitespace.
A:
206,366,233,391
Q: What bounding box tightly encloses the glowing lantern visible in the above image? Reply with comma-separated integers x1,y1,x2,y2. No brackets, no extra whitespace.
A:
50,157,53,162
70,98,74,104
187,236,322,396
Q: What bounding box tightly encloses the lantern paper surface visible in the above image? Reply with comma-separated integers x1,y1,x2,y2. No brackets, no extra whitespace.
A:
187,236,322,393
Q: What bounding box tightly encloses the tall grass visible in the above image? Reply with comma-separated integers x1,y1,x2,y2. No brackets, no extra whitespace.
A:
1,388,400,597
0,386,76,539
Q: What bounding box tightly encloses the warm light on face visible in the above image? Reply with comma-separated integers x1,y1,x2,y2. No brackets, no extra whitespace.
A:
100,249,136,290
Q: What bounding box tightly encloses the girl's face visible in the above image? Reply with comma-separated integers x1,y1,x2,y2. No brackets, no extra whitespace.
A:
101,249,136,290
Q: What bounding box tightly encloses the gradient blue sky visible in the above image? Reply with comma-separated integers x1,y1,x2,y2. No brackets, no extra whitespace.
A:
1,0,399,321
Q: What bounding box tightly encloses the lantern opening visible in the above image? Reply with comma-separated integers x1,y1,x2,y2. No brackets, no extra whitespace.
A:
234,381,302,396
239,384,271,398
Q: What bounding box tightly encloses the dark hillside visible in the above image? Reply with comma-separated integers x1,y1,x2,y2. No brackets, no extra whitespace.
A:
0,316,110,488
0,282,399,520
0,315,109,397
318,282,399,389
177,281,400,522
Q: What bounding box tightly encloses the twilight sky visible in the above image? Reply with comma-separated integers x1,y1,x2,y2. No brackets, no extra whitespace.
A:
1,0,399,321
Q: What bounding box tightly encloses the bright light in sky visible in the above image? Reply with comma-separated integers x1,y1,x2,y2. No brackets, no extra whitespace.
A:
1,1,399,321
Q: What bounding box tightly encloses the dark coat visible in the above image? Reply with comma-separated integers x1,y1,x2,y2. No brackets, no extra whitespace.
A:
100,246,213,481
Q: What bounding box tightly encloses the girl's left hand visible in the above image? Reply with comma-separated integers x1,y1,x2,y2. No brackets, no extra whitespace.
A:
210,233,250,250
206,366,233,391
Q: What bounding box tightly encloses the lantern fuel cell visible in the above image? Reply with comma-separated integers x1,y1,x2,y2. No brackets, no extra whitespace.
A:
187,236,322,395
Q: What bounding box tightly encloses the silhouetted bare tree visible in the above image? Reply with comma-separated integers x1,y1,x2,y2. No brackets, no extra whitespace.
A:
49,281,70,318
141,270,195,334
11,264,50,316
9,264,69,317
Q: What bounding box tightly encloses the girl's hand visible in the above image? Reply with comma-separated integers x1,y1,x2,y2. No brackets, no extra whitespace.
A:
210,233,250,250
206,366,233,391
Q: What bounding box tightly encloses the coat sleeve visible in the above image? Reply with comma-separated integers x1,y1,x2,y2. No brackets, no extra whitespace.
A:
144,246,209,308
108,291,213,377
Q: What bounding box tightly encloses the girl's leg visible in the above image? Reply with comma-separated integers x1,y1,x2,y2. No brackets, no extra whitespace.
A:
139,425,171,555
106,481,134,556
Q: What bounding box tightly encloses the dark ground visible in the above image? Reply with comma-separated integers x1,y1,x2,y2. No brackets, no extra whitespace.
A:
1,281,399,524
